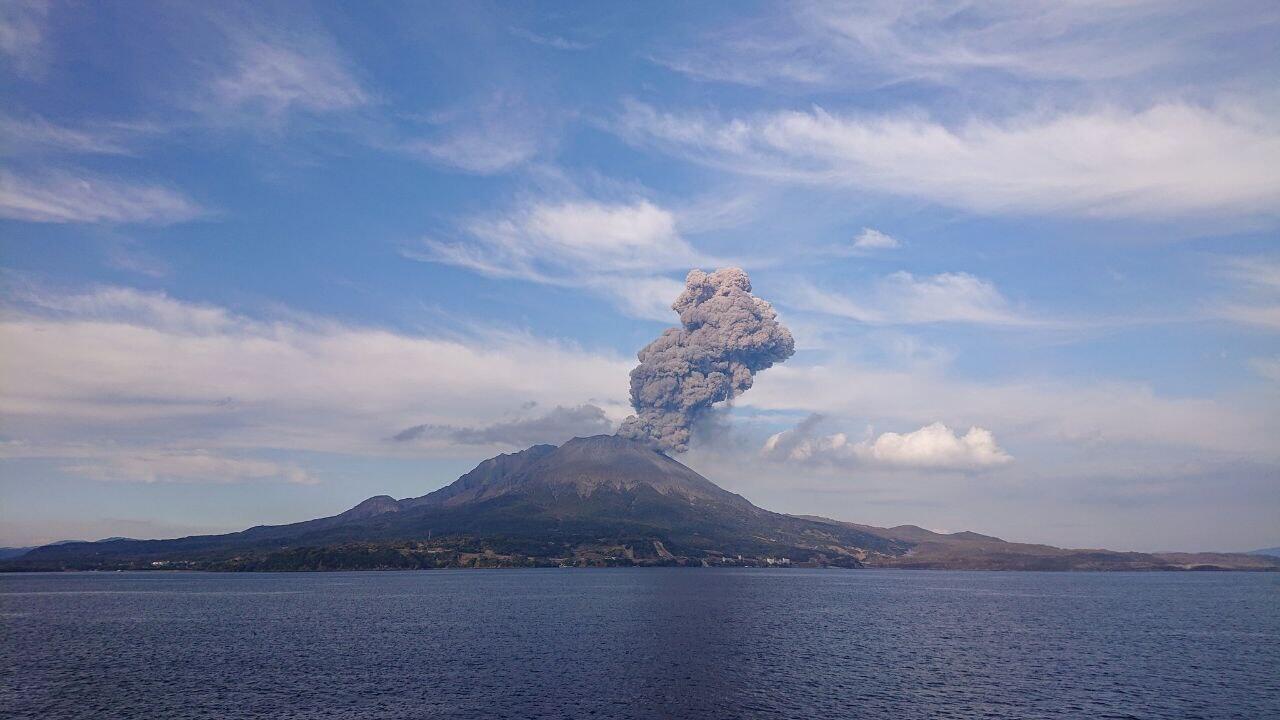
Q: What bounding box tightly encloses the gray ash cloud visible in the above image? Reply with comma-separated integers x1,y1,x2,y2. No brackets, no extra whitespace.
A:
394,403,614,447
618,267,795,452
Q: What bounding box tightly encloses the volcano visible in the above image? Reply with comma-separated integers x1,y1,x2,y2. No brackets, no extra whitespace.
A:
7,436,1277,572
8,436,903,570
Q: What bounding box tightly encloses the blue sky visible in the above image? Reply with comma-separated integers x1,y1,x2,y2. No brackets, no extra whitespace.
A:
1,1,1278,551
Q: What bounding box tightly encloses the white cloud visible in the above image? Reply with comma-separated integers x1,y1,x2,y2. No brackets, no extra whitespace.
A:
0,114,138,156
509,200,697,271
0,285,633,462
102,241,171,279
0,169,204,224
763,418,1011,470
856,423,1012,468
1217,304,1280,330
790,272,1033,326
1251,356,1280,382
743,360,1276,458
64,452,317,485
408,199,709,320
508,27,593,51
1214,256,1280,330
0,0,50,79
585,274,686,322
852,227,899,251
211,36,368,119
402,94,547,174
616,101,1280,219
650,1,1278,90
1223,257,1280,291
404,130,539,175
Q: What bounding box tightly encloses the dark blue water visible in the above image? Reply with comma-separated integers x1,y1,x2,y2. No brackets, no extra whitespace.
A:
2,570,1277,719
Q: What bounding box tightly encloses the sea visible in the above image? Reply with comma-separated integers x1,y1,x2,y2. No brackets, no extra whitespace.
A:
2,569,1277,719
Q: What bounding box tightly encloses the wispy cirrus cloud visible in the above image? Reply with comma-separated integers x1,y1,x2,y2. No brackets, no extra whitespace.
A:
403,128,541,175
1213,256,1280,330
649,1,1280,91
1251,356,1280,382
789,271,1035,326
0,114,147,156
508,26,594,52
194,10,371,127
210,38,369,120
0,0,51,79
0,168,204,224
64,451,317,485
615,100,1280,220
211,31,369,118
0,284,631,461
406,198,710,320
400,94,548,175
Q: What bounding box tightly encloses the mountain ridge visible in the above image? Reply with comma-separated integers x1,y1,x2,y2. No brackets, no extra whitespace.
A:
5,436,1276,572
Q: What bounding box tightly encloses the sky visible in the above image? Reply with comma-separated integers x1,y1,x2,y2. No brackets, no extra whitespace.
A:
1,0,1278,552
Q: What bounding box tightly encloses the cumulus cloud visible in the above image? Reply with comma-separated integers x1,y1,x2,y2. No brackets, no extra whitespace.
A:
393,403,616,447
789,272,1034,326
763,416,1011,470
616,100,1280,219
63,451,317,485
0,168,204,224
857,423,1012,468
407,198,711,320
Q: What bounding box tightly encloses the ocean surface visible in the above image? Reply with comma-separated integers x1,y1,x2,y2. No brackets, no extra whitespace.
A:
2,569,1277,719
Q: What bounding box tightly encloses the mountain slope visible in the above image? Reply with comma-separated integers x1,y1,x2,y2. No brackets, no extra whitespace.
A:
6,436,1276,572
6,436,903,570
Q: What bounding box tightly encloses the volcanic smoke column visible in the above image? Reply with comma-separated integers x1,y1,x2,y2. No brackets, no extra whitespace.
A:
618,267,795,453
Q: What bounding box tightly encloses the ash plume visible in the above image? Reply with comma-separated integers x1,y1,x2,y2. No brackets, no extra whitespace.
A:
618,267,795,452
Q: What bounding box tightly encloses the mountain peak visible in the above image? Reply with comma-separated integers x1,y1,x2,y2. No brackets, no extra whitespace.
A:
519,434,742,504
559,434,660,451
403,434,745,508
342,495,401,519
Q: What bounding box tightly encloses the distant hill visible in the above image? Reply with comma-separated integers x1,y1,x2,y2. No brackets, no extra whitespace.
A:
800,518,1280,572
1250,547,1280,558
0,539,92,560
4,436,1276,572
